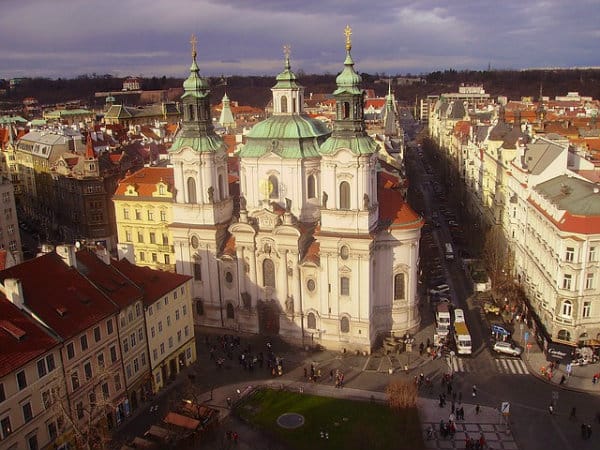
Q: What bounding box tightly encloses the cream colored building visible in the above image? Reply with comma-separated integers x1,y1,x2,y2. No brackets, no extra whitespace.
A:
111,258,195,393
169,32,422,353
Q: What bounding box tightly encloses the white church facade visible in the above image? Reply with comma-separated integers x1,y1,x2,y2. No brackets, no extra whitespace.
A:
168,30,423,352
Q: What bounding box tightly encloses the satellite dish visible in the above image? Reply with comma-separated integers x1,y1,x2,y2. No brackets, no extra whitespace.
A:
75,241,81,249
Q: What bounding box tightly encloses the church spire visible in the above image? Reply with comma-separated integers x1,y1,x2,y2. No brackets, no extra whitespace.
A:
85,132,95,159
271,44,304,115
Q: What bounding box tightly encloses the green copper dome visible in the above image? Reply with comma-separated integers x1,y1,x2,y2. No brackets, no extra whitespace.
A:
182,58,209,98
273,52,302,90
239,115,330,159
334,43,362,95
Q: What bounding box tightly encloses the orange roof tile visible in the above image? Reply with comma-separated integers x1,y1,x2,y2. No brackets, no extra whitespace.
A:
377,173,423,230
114,166,174,197
529,197,600,234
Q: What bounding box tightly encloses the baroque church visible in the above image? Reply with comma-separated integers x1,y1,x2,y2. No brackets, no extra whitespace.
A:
168,29,422,352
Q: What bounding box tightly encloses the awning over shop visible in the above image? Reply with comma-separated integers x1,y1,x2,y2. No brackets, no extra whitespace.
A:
163,412,200,430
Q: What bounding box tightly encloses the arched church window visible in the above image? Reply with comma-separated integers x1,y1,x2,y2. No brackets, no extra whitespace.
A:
340,316,350,333
187,177,197,204
263,259,275,288
394,273,405,300
339,181,350,210
307,312,316,329
343,102,350,119
280,95,288,113
268,175,279,199
226,302,235,319
307,174,316,199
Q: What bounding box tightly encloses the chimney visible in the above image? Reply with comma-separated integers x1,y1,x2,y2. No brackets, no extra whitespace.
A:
3,278,25,309
56,244,77,268
95,244,111,265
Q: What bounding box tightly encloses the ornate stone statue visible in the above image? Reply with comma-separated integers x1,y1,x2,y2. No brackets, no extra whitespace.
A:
285,295,294,314
322,191,328,208
239,194,247,211
207,186,214,203
285,197,292,212
363,193,370,209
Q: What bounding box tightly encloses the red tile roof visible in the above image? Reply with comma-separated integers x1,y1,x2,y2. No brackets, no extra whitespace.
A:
75,250,143,308
0,253,119,339
222,235,236,258
111,258,191,307
0,297,61,378
365,99,385,109
378,173,423,230
303,240,320,265
114,166,174,197
529,198,600,234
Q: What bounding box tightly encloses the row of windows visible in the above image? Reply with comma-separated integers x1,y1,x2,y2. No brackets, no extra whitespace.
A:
564,246,597,263
66,318,115,361
124,230,169,245
149,308,188,339
147,287,186,316
560,300,593,319
561,272,595,291
151,326,191,362
263,175,352,209
139,252,171,264
123,208,168,222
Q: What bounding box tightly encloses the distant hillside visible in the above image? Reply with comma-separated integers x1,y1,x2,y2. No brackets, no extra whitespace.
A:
2,69,600,110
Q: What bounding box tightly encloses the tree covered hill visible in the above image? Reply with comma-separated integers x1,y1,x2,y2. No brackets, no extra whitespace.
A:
2,69,600,110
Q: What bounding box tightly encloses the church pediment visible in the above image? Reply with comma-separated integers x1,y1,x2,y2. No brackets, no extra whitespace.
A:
251,208,282,231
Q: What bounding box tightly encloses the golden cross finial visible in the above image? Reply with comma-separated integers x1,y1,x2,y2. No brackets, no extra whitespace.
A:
344,25,352,51
283,44,291,59
190,34,198,59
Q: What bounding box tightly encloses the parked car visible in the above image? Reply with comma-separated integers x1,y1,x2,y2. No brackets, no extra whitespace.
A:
493,341,522,356
429,284,450,295
491,323,511,339
483,302,501,315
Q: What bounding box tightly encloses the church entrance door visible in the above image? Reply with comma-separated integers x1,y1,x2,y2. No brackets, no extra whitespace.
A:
258,299,280,335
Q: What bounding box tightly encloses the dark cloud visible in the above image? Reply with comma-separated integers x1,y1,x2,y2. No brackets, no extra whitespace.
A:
0,0,598,78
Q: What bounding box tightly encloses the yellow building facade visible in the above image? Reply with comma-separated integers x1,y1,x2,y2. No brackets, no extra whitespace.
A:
113,167,176,272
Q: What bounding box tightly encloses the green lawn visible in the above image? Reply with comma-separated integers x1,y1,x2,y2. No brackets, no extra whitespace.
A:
235,388,425,450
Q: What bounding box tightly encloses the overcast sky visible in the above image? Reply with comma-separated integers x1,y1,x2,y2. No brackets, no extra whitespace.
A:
1,0,599,79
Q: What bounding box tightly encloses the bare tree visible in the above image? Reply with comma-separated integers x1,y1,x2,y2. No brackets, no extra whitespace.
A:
387,379,418,410
483,224,510,289
47,367,121,450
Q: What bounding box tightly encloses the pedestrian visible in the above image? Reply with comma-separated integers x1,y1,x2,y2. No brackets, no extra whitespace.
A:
548,403,554,415
227,397,232,408
570,407,577,420
447,382,453,395
475,404,480,415
581,423,588,439
472,384,477,397
329,369,334,382
449,412,455,423
560,374,566,385
587,424,592,439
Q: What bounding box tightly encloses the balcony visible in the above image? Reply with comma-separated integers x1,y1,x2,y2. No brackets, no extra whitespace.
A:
156,244,175,253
